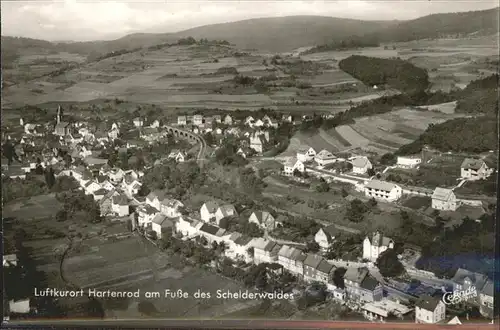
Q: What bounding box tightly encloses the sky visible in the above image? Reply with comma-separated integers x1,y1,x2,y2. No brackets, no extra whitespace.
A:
1,0,498,41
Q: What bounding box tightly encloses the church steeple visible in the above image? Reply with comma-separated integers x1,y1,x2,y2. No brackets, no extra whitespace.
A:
56,105,62,124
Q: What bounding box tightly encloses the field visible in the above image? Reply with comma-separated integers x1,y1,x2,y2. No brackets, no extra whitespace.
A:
3,193,62,220
62,235,260,319
284,108,469,156
4,34,496,112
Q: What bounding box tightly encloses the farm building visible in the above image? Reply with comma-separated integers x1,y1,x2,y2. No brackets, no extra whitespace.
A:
364,180,402,202
431,187,457,211
396,156,422,169
460,158,492,181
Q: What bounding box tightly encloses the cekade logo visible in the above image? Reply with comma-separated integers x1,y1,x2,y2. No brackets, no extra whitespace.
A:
442,286,478,305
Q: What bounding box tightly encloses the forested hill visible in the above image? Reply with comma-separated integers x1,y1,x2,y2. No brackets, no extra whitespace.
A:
455,74,499,115
396,116,498,155
338,55,430,92
368,7,499,43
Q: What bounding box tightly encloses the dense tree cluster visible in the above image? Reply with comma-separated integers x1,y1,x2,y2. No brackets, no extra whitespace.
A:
338,55,430,92
396,116,497,155
415,214,496,278
376,249,405,278
455,75,498,115
302,36,380,55
2,177,49,203
345,198,372,223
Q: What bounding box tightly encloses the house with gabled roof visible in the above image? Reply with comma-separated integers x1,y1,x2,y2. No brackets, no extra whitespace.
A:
362,231,394,262
296,146,316,163
451,268,494,317
277,245,306,277
364,180,402,202
213,115,222,123
199,223,226,244
177,116,187,126
303,253,335,283
314,149,336,166
92,188,109,201
111,194,130,216
223,114,233,125
193,115,204,126
137,204,160,227
245,116,255,126
98,189,120,217
283,157,305,176
415,295,446,324
151,214,174,239
168,150,186,163
344,267,383,303
248,211,280,230
108,168,125,184
3,254,18,268
252,238,281,265
133,117,144,128
175,216,203,238
431,187,457,211
215,204,238,224
460,158,492,181
226,233,254,263
315,225,339,251
200,201,219,222
249,133,266,153
84,180,101,195
351,156,372,174
160,198,184,218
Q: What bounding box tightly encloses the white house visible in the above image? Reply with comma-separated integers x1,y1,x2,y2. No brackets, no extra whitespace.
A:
111,194,129,216
351,157,372,175
108,168,125,184
146,190,167,210
177,116,187,126
151,214,174,239
84,180,101,195
460,158,492,181
193,115,203,126
160,198,184,218
215,204,238,224
431,187,458,211
133,117,144,128
168,150,186,163
248,211,280,230
150,120,160,128
283,157,305,176
245,116,255,126
249,134,266,153
252,238,281,265
362,231,394,262
415,295,446,324
364,180,402,202
200,201,219,222
396,156,422,169
296,147,316,162
226,234,254,263
9,299,31,314
175,216,202,238
223,115,233,125
277,245,306,277
254,119,264,127
122,178,142,197
3,254,18,268
137,204,160,227
108,123,120,140
315,150,336,166
314,225,339,251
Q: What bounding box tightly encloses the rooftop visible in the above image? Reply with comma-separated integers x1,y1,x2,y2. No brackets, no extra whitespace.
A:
365,180,399,192
432,187,455,201
416,295,442,311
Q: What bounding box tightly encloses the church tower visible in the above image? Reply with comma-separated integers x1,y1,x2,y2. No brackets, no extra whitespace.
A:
56,105,62,124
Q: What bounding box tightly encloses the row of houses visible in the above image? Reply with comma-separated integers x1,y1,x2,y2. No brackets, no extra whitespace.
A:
177,114,283,129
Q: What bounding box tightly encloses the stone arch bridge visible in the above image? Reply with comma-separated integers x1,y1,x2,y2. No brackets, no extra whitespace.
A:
164,125,206,166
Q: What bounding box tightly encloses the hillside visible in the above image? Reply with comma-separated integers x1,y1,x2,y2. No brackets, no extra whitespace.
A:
171,16,397,52
369,7,499,43
396,116,498,155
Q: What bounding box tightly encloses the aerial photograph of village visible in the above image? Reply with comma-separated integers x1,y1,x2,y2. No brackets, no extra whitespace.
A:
1,0,498,326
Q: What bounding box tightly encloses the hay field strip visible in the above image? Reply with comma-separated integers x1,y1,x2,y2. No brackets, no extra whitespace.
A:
335,125,371,148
